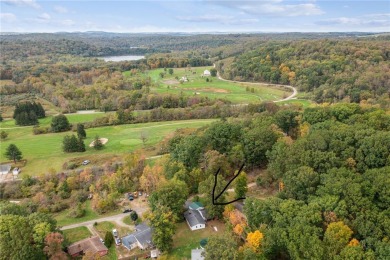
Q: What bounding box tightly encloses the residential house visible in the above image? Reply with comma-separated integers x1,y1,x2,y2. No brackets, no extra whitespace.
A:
0,164,11,175
184,202,208,231
67,236,108,257
122,223,153,250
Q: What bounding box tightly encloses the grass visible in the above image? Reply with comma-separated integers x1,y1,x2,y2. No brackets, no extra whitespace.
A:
125,67,290,104
54,200,121,227
168,220,226,259
0,118,215,176
62,226,92,244
277,99,314,108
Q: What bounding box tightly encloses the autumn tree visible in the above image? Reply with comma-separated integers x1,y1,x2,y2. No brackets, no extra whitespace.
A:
203,233,238,260
43,232,67,260
148,205,177,252
4,144,23,163
324,221,353,257
235,171,248,199
139,165,166,194
245,230,264,252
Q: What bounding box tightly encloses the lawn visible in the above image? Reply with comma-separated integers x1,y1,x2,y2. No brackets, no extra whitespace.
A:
277,99,314,108
168,220,226,259
54,200,121,227
62,226,92,244
0,119,215,176
125,67,290,104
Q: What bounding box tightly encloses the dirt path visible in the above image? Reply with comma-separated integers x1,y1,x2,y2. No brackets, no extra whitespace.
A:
214,64,298,102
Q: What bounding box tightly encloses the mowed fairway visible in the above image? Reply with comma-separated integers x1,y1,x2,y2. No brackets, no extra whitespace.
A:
125,66,290,103
0,118,215,176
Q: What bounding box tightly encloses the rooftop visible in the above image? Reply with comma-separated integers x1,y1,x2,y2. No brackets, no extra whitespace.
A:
184,209,206,227
122,223,152,249
189,201,204,210
67,236,107,256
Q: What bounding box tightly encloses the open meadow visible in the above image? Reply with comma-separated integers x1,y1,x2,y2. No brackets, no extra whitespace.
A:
0,115,215,176
124,66,291,103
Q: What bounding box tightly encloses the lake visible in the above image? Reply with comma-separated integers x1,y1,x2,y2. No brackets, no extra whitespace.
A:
100,55,145,62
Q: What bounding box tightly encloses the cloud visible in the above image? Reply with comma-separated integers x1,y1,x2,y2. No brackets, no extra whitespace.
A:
53,5,68,14
0,13,17,23
2,0,40,9
316,15,390,28
177,14,259,25
37,13,51,21
207,0,324,17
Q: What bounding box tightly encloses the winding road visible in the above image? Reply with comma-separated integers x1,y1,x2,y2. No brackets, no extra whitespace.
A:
215,64,298,103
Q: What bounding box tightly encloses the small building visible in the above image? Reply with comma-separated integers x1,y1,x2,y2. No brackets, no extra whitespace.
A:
12,167,21,176
122,223,153,250
191,249,205,260
0,164,11,175
203,70,211,76
67,236,108,258
184,210,206,231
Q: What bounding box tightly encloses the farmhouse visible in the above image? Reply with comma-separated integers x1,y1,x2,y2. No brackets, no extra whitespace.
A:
67,236,108,257
203,70,211,76
0,164,11,175
184,202,208,231
122,223,153,250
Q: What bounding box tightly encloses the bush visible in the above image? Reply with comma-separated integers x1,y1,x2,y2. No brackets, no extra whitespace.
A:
32,126,50,135
68,203,85,218
104,231,114,248
51,114,71,132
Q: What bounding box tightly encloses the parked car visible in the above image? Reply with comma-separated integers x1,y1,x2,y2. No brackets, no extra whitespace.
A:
82,160,90,165
123,208,133,213
112,229,118,237
115,238,121,246
128,195,134,201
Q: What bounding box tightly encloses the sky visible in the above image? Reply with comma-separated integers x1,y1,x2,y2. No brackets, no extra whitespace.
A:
0,0,389,33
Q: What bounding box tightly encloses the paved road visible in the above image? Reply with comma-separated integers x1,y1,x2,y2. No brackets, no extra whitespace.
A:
60,204,149,231
215,64,298,103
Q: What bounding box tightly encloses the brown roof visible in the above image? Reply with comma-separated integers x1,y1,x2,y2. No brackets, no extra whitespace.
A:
67,236,108,256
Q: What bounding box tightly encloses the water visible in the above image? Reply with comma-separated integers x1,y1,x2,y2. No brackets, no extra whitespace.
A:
100,55,145,62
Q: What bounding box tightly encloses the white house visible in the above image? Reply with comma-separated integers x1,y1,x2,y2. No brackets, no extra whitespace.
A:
184,202,208,231
203,70,211,76
0,164,11,175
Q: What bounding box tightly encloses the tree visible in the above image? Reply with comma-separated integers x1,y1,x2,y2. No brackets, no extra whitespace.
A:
0,114,2,122
203,233,238,260
130,211,138,222
43,232,67,260
93,135,103,150
274,109,299,136
0,131,8,140
324,221,353,257
210,68,217,77
104,231,114,248
63,135,85,153
5,144,22,163
149,178,189,219
168,68,174,75
245,230,264,252
51,114,70,132
235,171,248,199
77,124,86,139
148,205,177,252
198,174,227,219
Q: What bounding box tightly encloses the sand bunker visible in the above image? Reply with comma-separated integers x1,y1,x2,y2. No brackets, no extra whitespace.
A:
89,138,108,147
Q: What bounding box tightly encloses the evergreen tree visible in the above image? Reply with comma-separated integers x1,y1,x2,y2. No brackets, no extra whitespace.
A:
76,124,86,139
104,231,114,248
51,114,70,132
130,211,138,222
5,144,23,163
93,135,103,150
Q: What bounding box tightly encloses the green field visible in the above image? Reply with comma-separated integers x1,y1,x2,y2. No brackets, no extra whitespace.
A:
277,99,314,108
62,226,92,244
125,67,290,103
0,117,215,176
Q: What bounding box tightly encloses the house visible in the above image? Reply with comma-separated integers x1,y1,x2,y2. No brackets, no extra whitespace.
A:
184,202,208,231
67,236,108,257
191,249,205,260
203,70,211,76
0,164,11,175
122,223,153,250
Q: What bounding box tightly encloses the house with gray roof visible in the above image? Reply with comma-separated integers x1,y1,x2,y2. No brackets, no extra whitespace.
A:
122,223,153,250
184,202,208,231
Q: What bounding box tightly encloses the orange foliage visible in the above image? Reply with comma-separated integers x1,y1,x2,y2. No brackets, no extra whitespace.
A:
246,230,264,252
348,238,360,247
233,223,245,236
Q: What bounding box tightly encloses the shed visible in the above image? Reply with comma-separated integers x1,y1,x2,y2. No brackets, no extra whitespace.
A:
0,164,11,175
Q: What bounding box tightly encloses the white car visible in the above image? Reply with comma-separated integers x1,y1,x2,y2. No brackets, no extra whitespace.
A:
112,229,118,237
82,160,90,165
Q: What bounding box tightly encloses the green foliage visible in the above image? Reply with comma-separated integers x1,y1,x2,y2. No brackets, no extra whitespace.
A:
204,121,242,154
203,233,238,260
0,131,8,140
198,174,226,219
104,231,114,248
93,135,103,150
130,211,138,222
210,68,217,77
149,178,189,220
62,134,85,153
235,171,248,199
51,114,70,132
274,109,299,136
13,102,44,126
282,166,320,201
148,205,177,252
76,123,86,139
170,134,205,169
4,143,23,163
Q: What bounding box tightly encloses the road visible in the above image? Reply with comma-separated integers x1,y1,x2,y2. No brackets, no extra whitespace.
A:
60,204,149,231
215,64,298,103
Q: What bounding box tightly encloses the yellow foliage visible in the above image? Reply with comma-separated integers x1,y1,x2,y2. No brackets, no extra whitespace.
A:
299,122,310,137
348,238,360,247
246,230,264,252
223,204,234,219
233,223,245,236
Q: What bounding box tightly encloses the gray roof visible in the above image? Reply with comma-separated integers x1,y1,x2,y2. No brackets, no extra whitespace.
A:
184,210,206,227
191,249,205,260
122,223,152,249
0,164,11,173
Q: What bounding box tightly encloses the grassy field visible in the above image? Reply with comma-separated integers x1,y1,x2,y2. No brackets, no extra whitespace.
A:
125,67,290,104
277,99,313,108
168,220,226,259
62,226,92,244
0,118,215,176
